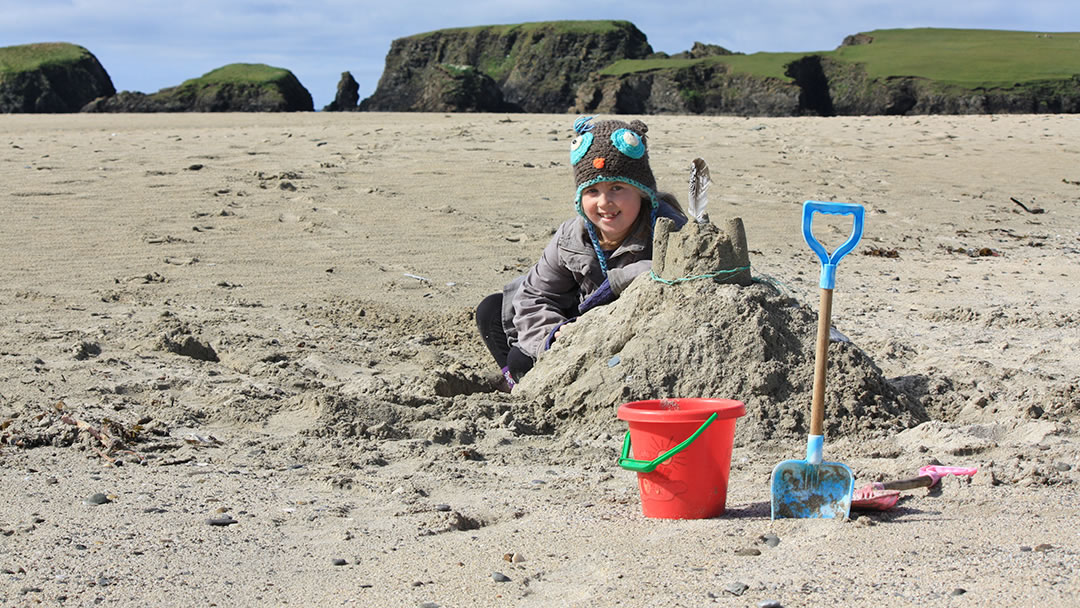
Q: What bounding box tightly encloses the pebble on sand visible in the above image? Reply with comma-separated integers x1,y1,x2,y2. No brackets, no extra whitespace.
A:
207,516,238,526
725,581,749,596
492,572,511,583
84,493,111,506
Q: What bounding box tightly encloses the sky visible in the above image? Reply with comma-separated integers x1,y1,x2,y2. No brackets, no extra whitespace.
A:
3,1,1074,110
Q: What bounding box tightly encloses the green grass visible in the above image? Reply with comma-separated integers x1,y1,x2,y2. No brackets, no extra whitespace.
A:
602,57,717,76
181,63,292,86
412,20,642,82
599,28,1080,89
719,52,810,80
830,28,1080,87
0,42,87,74
441,64,475,76
601,53,805,81
412,20,634,39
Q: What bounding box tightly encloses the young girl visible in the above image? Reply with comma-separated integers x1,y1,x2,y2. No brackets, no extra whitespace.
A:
476,116,686,388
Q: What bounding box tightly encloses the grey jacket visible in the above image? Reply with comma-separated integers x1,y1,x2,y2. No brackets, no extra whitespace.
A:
503,196,686,359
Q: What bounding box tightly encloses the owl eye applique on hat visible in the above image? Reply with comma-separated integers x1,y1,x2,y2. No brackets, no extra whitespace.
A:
610,128,645,159
570,132,594,165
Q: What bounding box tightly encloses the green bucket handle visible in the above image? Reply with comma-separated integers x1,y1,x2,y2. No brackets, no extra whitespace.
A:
617,412,718,473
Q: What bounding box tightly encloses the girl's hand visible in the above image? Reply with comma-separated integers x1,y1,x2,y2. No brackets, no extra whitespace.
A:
544,319,575,351
578,279,615,315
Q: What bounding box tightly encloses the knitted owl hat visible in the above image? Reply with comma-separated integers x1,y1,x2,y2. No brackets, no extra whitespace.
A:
570,116,660,274
571,116,659,211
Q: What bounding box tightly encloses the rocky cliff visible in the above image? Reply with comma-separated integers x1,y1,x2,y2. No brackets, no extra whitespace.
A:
573,54,1080,117
359,20,653,113
573,29,1080,116
798,54,1080,116
83,63,313,112
573,60,804,116
7,27,1078,117
0,43,114,113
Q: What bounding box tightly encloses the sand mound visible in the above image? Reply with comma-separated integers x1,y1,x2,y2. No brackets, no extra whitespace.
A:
515,217,928,443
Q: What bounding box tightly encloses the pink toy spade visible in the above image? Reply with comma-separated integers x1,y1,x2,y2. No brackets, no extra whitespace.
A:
851,465,978,511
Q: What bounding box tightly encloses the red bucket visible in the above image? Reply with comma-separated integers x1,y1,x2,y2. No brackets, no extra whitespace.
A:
617,399,745,519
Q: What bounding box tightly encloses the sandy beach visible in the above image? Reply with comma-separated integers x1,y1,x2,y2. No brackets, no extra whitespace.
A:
1,111,1078,607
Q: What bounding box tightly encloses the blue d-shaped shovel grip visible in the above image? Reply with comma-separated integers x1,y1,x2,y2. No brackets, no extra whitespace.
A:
802,201,865,289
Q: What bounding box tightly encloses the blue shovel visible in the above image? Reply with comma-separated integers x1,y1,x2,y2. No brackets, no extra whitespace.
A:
770,201,864,519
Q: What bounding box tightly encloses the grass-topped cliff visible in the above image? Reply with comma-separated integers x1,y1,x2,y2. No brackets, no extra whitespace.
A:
602,28,1080,86
416,20,636,38
0,42,114,113
423,20,643,84
361,20,653,112
181,64,298,87
833,28,1080,87
84,63,313,112
0,42,90,74
2,44,312,113
584,28,1080,115
167,63,313,111
7,26,1080,115
366,23,1080,115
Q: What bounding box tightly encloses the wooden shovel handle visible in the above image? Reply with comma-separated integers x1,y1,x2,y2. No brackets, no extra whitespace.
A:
810,288,833,437
880,475,936,491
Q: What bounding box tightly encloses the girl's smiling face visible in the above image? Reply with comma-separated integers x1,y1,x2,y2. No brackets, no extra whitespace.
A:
580,181,644,246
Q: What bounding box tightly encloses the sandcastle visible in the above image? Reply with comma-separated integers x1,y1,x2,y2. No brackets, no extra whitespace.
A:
516,214,926,444
651,216,753,287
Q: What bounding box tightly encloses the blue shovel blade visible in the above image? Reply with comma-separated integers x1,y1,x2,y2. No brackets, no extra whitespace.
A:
770,459,854,519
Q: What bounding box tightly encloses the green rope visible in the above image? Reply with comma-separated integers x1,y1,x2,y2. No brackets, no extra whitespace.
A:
648,266,800,303
750,272,797,298
649,265,751,285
